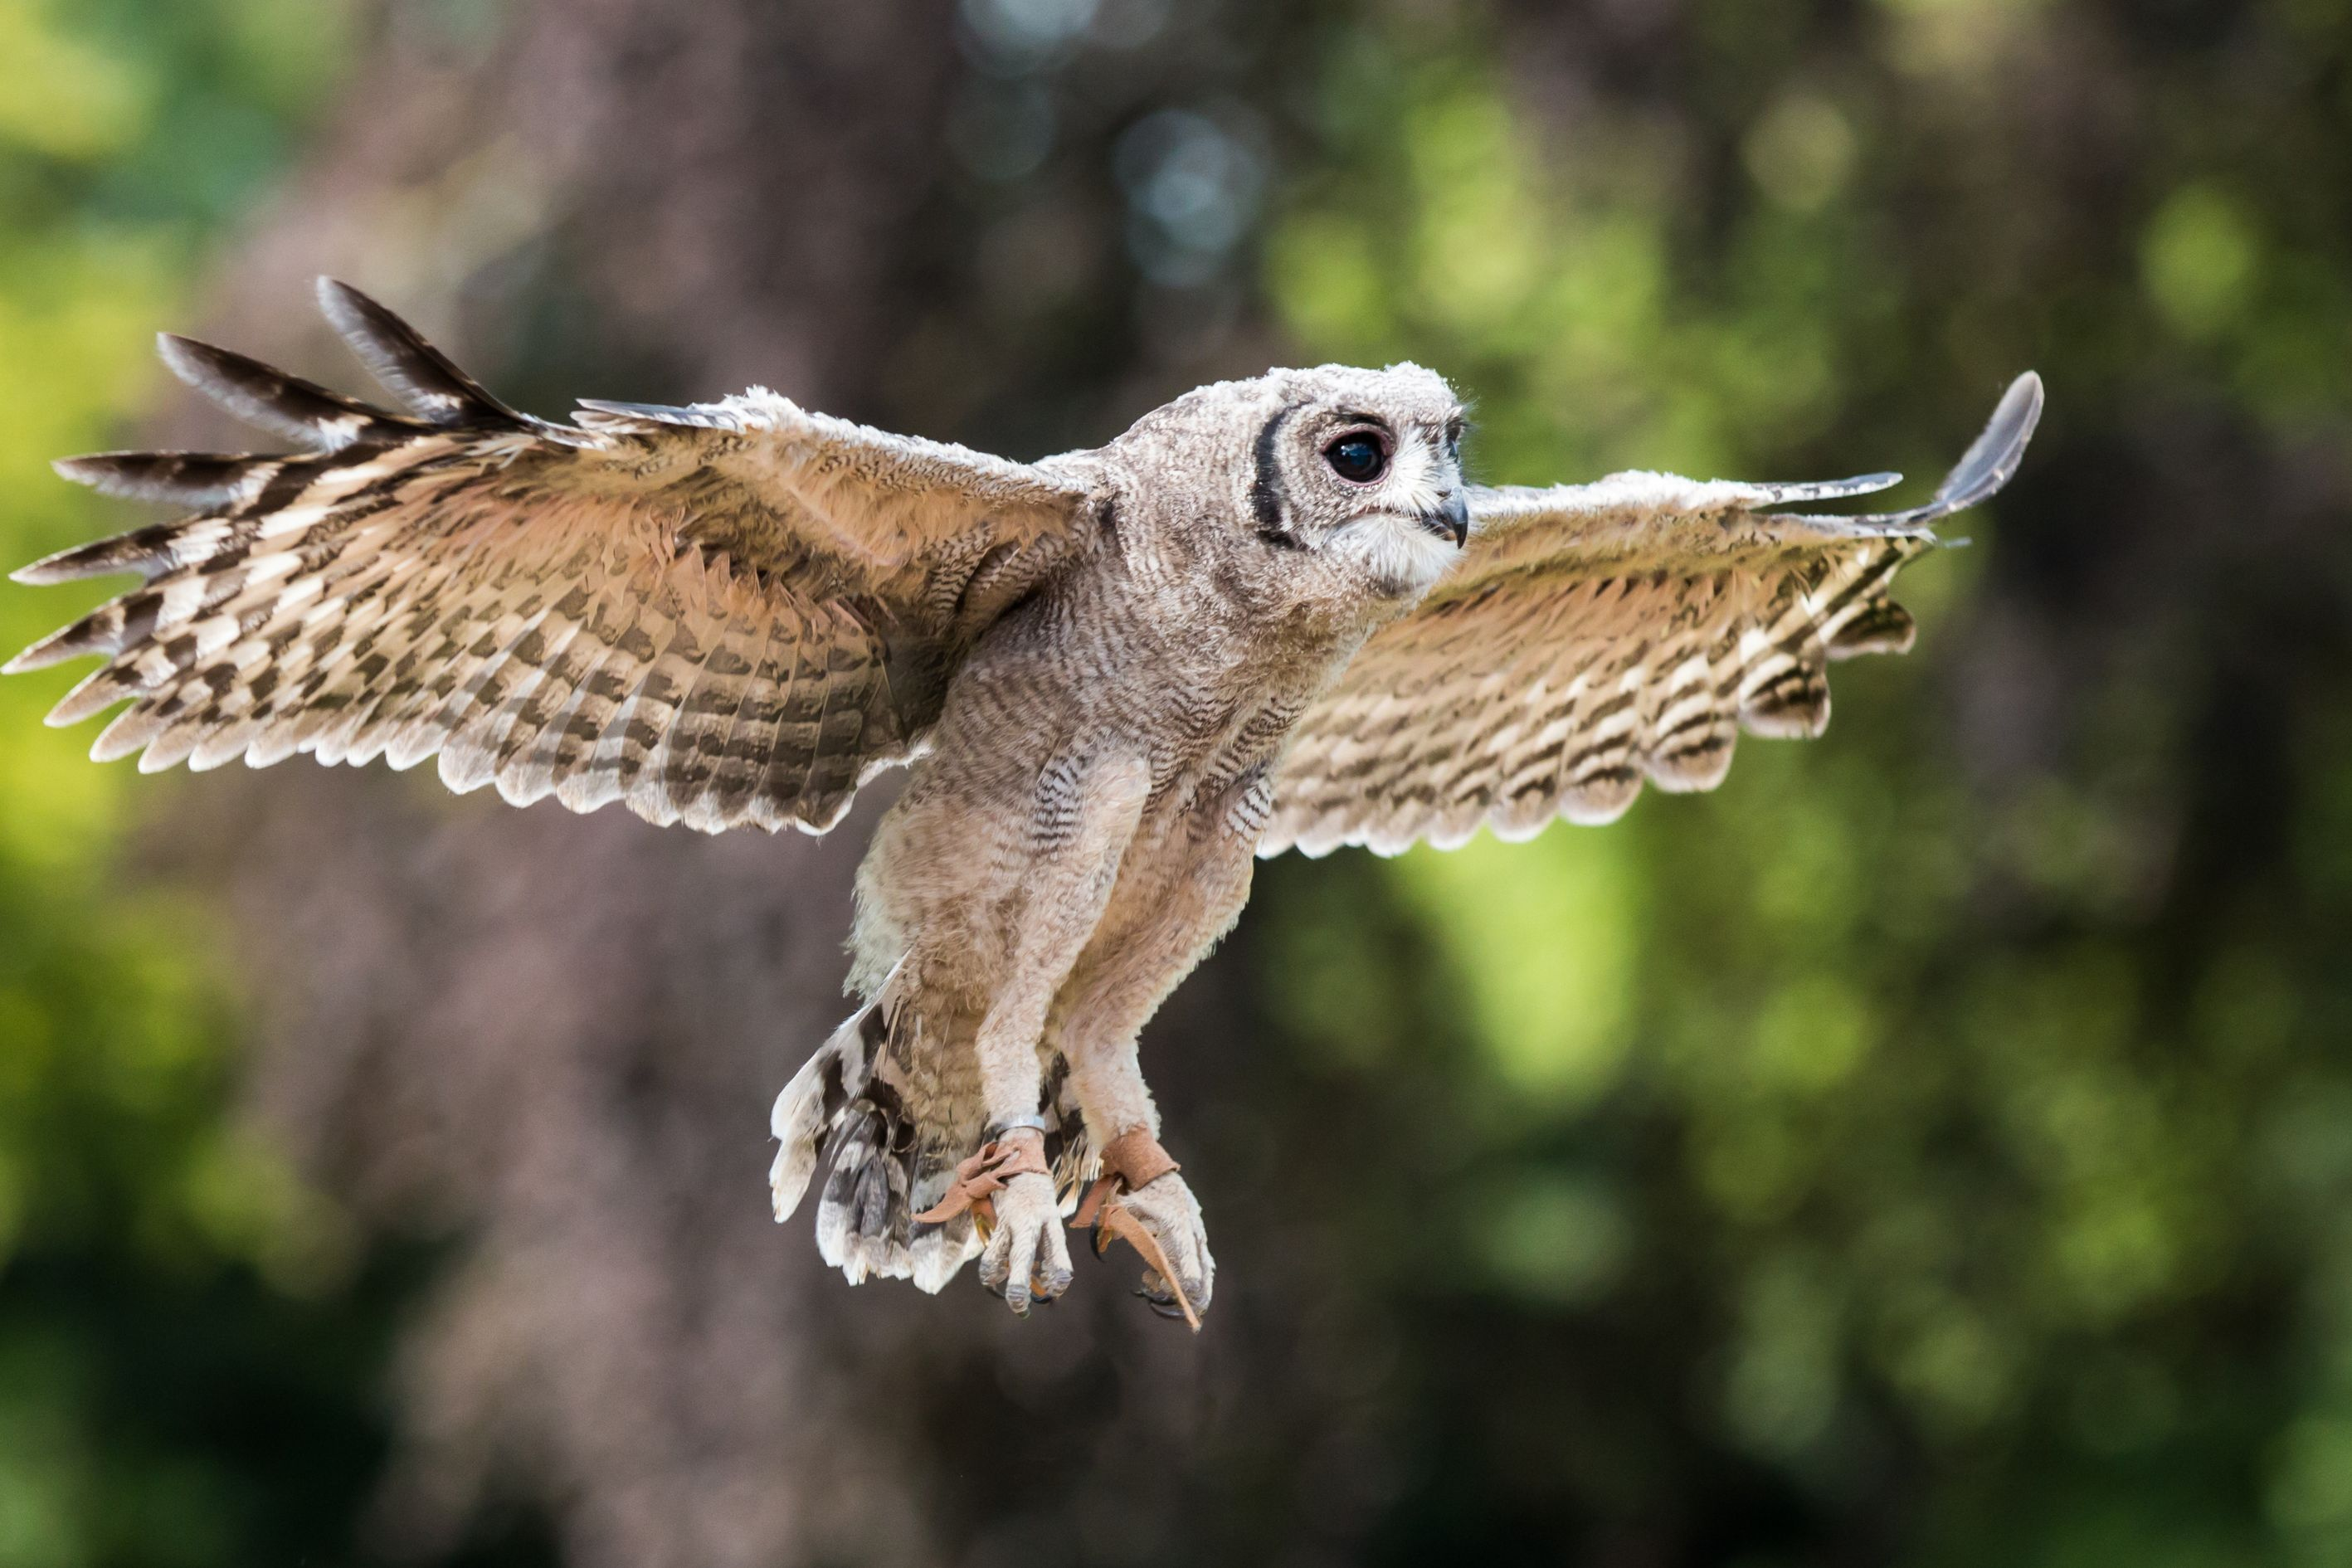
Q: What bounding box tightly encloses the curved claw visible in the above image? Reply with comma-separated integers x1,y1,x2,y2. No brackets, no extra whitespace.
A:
1135,1288,1191,1321
1093,1200,1201,1331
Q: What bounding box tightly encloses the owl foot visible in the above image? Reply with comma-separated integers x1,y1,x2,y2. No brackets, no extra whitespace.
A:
1072,1131,1212,1330
914,1129,1071,1315
976,1170,1072,1314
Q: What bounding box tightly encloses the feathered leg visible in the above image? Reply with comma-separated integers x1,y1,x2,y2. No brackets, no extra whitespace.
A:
957,751,1151,1314
1047,772,1263,1323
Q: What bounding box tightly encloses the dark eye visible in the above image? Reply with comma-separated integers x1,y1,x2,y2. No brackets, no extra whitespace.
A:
1324,433,1387,484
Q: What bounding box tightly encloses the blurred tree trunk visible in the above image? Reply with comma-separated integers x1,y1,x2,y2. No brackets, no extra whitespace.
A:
156,2,1314,1565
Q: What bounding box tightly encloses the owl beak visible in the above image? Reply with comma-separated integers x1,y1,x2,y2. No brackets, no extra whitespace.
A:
1422,492,1469,548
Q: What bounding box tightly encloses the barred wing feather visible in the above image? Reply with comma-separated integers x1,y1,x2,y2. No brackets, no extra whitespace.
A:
1262,373,2042,858
6,280,1094,835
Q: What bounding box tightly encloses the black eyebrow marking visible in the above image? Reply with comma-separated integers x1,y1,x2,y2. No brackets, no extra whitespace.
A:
1251,401,1298,538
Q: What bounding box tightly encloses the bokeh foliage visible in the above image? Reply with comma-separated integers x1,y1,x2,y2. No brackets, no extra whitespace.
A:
1254,2,2352,1564
0,1,396,1562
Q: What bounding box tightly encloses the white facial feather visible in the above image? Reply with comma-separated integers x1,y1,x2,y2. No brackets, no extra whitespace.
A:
1326,433,1463,598
1332,511,1460,600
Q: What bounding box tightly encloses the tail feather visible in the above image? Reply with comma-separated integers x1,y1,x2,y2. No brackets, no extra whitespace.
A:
769,971,1097,1295
767,981,984,1293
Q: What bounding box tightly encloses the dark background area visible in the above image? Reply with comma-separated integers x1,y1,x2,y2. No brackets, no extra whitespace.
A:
1,0,2349,1564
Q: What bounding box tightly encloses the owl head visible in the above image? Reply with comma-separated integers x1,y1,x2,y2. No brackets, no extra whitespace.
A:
1241,362,1468,602
1106,361,1469,611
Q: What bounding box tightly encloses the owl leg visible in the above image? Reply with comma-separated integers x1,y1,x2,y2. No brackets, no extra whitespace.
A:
964,752,1152,1315
1055,1027,1218,1325
1050,796,1259,1324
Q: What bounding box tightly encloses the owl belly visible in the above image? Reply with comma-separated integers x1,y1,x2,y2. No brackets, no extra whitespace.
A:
845,593,1334,1071
1060,782,1258,976
804,670,1295,1286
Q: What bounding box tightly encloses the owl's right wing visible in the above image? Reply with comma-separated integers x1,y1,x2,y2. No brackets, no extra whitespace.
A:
1262,373,2042,857
6,280,1098,835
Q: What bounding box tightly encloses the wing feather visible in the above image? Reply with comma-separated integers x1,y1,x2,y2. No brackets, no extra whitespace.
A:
7,281,1096,835
1264,374,2042,858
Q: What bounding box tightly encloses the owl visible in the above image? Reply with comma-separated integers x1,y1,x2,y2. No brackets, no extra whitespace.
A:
7,281,2040,1327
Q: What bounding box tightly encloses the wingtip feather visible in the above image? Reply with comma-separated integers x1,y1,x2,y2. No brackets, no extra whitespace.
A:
314,276,526,429
152,334,230,419
51,450,270,509
1926,369,2043,514
4,623,89,675
153,330,217,387
11,547,93,587
1755,470,1904,508
314,273,361,322
1836,370,2043,529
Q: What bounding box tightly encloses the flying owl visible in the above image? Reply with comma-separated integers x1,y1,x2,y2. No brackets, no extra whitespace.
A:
7,281,2040,1327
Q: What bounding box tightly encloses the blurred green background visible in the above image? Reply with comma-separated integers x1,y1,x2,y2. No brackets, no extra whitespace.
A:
2,0,2350,1564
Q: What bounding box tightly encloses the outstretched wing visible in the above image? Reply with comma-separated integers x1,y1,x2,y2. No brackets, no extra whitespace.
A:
1262,373,2043,858
6,280,1097,835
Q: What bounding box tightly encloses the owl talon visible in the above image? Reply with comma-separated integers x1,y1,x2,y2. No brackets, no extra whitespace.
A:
971,1169,1069,1314
918,1129,1069,1316
1072,1131,1212,1330
1135,1287,1191,1321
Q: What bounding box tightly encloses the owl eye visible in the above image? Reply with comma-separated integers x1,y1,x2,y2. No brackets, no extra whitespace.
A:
1323,433,1387,484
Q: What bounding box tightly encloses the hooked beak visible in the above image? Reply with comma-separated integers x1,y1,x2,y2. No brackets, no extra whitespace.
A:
1419,491,1469,548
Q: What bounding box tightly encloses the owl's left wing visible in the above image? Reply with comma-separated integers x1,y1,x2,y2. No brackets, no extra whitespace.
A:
7,281,1098,835
1261,373,2041,858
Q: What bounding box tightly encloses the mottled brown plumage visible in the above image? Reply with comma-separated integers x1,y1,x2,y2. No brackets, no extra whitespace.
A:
7,282,2040,1322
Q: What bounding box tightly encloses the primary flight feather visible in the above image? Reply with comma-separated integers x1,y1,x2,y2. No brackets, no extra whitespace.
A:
7,280,2040,1324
